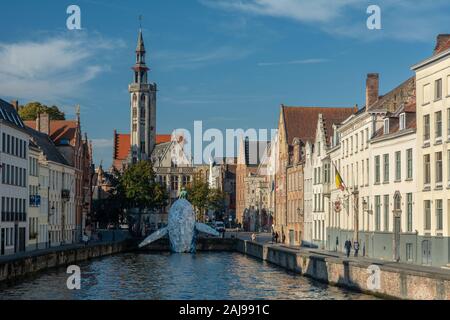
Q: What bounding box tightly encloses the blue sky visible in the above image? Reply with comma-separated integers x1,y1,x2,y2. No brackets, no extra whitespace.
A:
0,0,448,167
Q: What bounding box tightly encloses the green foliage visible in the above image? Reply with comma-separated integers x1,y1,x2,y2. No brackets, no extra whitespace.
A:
19,102,65,121
121,161,168,211
208,188,226,216
186,178,225,222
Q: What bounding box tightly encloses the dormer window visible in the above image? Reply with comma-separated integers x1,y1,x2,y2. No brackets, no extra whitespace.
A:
399,113,406,130
384,118,390,135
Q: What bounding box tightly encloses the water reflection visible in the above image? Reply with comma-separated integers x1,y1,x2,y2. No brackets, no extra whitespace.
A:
0,252,376,300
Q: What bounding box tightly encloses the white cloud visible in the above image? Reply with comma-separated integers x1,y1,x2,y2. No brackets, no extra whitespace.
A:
154,46,253,70
199,0,360,23
200,0,450,42
0,34,123,104
258,58,329,67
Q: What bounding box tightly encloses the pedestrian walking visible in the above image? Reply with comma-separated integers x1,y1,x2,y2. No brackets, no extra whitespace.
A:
354,240,360,257
344,240,352,258
335,237,339,252
251,233,256,242
275,232,279,243
282,233,286,244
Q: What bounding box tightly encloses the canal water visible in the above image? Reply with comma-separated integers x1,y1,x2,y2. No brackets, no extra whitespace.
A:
0,252,375,300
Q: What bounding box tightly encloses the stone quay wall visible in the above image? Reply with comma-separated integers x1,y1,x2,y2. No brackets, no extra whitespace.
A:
0,241,131,285
138,237,237,252
236,239,450,300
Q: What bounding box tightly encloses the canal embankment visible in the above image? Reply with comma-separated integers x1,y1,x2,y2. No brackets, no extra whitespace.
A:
0,240,133,285
236,239,450,300
137,237,237,252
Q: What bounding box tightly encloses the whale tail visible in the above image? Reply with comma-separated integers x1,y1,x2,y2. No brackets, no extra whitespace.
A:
138,227,168,248
195,222,220,237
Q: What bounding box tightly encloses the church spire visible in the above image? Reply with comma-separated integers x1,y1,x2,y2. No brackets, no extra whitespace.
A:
136,29,145,53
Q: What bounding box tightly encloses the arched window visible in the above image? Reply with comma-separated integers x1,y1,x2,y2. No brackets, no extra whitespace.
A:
132,94,137,106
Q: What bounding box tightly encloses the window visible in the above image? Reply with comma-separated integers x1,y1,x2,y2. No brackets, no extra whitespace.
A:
423,83,431,104
424,154,431,186
423,115,430,142
424,200,431,230
375,196,381,231
375,156,380,184
365,128,369,148
435,78,442,101
407,193,413,232
436,200,443,231
395,151,401,181
448,150,450,186
384,118,390,135
406,149,413,180
383,154,389,183
399,113,406,130
355,135,358,153
436,152,443,185
448,108,450,138
435,111,442,140
406,243,413,262
384,195,389,232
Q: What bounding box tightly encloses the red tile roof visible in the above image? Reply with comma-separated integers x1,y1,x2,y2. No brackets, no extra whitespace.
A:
25,120,78,145
113,133,172,161
281,106,357,145
156,134,171,144
114,133,130,161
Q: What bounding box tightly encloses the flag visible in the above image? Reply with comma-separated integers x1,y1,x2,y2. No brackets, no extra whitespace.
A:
334,165,346,192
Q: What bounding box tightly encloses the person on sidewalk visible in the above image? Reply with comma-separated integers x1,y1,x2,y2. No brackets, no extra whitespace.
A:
335,237,339,252
274,232,279,243
354,240,360,257
251,233,256,242
344,240,352,258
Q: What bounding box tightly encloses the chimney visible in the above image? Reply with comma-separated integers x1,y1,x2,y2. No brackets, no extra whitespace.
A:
434,34,450,55
38,113,50,136
366,73,379,109
10,100,19,112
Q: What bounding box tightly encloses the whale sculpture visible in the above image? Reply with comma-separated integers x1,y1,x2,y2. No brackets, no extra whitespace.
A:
139,198,220,253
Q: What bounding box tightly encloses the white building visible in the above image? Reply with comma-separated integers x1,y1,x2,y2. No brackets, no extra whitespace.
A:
411,34,450,267
0,99,29,256
26,127,76,247
328,74,416,261
27,142,41,251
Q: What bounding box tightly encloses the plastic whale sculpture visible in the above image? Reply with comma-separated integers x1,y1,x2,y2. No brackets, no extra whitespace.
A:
139,198,220,253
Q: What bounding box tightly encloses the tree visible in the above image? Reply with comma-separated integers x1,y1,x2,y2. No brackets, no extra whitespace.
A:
186,177,210,221
121,161,168,212
19,102,65,121
208,188,226,220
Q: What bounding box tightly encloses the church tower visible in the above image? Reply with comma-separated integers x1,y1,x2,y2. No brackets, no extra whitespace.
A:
128,29,157,163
